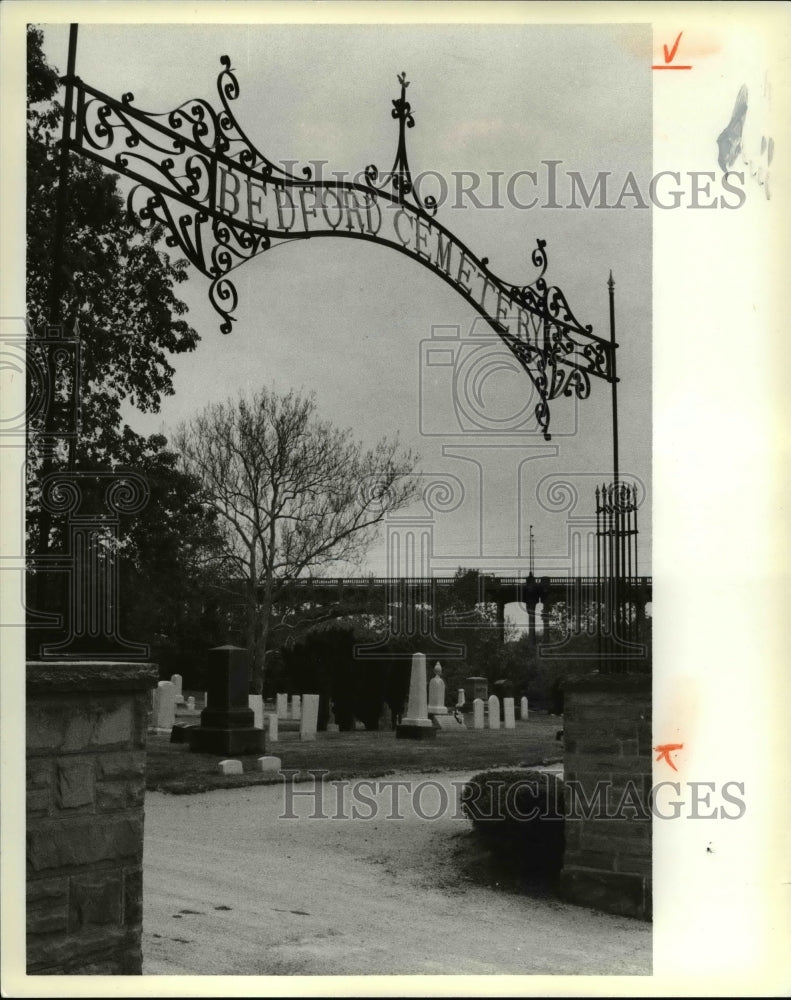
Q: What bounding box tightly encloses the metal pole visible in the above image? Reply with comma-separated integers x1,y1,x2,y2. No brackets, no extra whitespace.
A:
48,24,79,325
608,271,619,489
37,24,79,580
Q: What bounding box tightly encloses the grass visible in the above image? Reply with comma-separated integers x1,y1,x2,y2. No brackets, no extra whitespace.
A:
145,714,563,794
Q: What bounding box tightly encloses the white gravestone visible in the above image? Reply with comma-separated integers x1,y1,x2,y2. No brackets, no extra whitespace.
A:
256,756,281,772
427,662,448,714
153,681,176,731
217,759,243,775
520,696,529,721
276,693,288,720
291,695,302,721
400,653,433,731
186,696,195,711
472,698,485,729
456,688,466,708
300,694,320,741
266,713,278,742
248,694,263,730
487,695,501,730
503,697,516,729
170,673,185,705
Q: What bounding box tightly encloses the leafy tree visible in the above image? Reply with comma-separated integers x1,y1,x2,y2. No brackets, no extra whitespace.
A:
174,386,419,692
26,25,200,549
116,434,228,677
26,27,209,657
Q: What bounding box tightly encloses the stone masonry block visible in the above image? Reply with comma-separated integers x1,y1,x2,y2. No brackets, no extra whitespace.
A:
27,815,143,872
27,760,53,787
56,760,95,809
580,817,651,841
69,872,124,931
27,925,132,974
96,751,145,781
27,699,95,754
559,867,650,921
96,780,145,812
27,876,69,935
27,789,51,817
91,701,134,747
614,853,652,876
581,831,651,859
123,868,143,927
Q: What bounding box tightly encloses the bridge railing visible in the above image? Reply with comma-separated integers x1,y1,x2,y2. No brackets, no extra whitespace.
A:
284,575,652,589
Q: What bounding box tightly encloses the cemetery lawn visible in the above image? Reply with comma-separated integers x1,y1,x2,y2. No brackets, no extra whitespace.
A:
146,715,562,793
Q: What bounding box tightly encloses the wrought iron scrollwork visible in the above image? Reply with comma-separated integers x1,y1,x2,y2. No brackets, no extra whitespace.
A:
365,72,437,216
67,58,616,432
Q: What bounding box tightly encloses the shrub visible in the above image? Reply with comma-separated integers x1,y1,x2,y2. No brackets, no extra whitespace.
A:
461,768,565,877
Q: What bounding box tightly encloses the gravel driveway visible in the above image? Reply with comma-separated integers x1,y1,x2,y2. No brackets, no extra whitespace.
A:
143,769,651,976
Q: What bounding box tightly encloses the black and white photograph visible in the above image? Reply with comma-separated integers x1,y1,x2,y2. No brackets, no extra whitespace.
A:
1,2,789,994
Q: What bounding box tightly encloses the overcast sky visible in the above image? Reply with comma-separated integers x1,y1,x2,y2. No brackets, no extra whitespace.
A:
39,22,652,582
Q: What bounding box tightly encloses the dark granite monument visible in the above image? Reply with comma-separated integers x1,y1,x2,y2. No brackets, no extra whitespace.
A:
188,645,266,755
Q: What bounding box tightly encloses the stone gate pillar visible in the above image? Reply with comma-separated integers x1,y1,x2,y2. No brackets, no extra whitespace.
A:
26,660,158,974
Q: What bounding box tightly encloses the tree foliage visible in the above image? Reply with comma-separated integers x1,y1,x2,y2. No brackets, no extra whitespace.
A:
25,27,218,662
175,386,420,690
26,25,199,473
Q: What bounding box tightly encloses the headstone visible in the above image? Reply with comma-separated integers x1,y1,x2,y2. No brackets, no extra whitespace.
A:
256,755,282,772
456,688,466,708
248,694,263,729
520,696,529,721
186,696,196,711
188,646,267,755
472,698,485,729
291,695,302,721
170,673,184,703
379,704,393,730
427,662,448,715
326,704,339,733
396,652,436,740
266,713,278,742
153,680,176,731
217,759,243,775
300,694,320,741
488,695,501,730
276,693,288,720
503,697,516,729
467,676,488,702
434,713,466,731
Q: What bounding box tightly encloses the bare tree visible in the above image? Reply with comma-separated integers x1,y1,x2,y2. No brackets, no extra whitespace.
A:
175,387,419,692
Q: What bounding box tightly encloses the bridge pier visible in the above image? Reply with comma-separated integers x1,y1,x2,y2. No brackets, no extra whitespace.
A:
495,600,506,644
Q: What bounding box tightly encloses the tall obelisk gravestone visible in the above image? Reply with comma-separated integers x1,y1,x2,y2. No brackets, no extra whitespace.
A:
396,652,436,740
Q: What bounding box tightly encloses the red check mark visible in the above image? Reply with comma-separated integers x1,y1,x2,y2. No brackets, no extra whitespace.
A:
652,31,691,70
663,31,683,64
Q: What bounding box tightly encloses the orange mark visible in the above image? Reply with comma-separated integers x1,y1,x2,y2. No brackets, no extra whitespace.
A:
663,32,684,63
652,30,693,70
654,743,684,771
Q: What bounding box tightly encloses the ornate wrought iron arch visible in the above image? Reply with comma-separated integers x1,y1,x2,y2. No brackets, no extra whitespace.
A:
63,56,616,440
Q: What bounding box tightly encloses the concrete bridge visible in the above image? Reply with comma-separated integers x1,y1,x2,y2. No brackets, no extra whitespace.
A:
277,574,653,641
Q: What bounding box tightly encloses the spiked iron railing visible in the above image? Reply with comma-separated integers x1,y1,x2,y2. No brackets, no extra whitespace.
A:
595,481,646,671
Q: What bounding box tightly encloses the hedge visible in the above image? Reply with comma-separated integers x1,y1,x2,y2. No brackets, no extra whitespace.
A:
460,768,565,877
